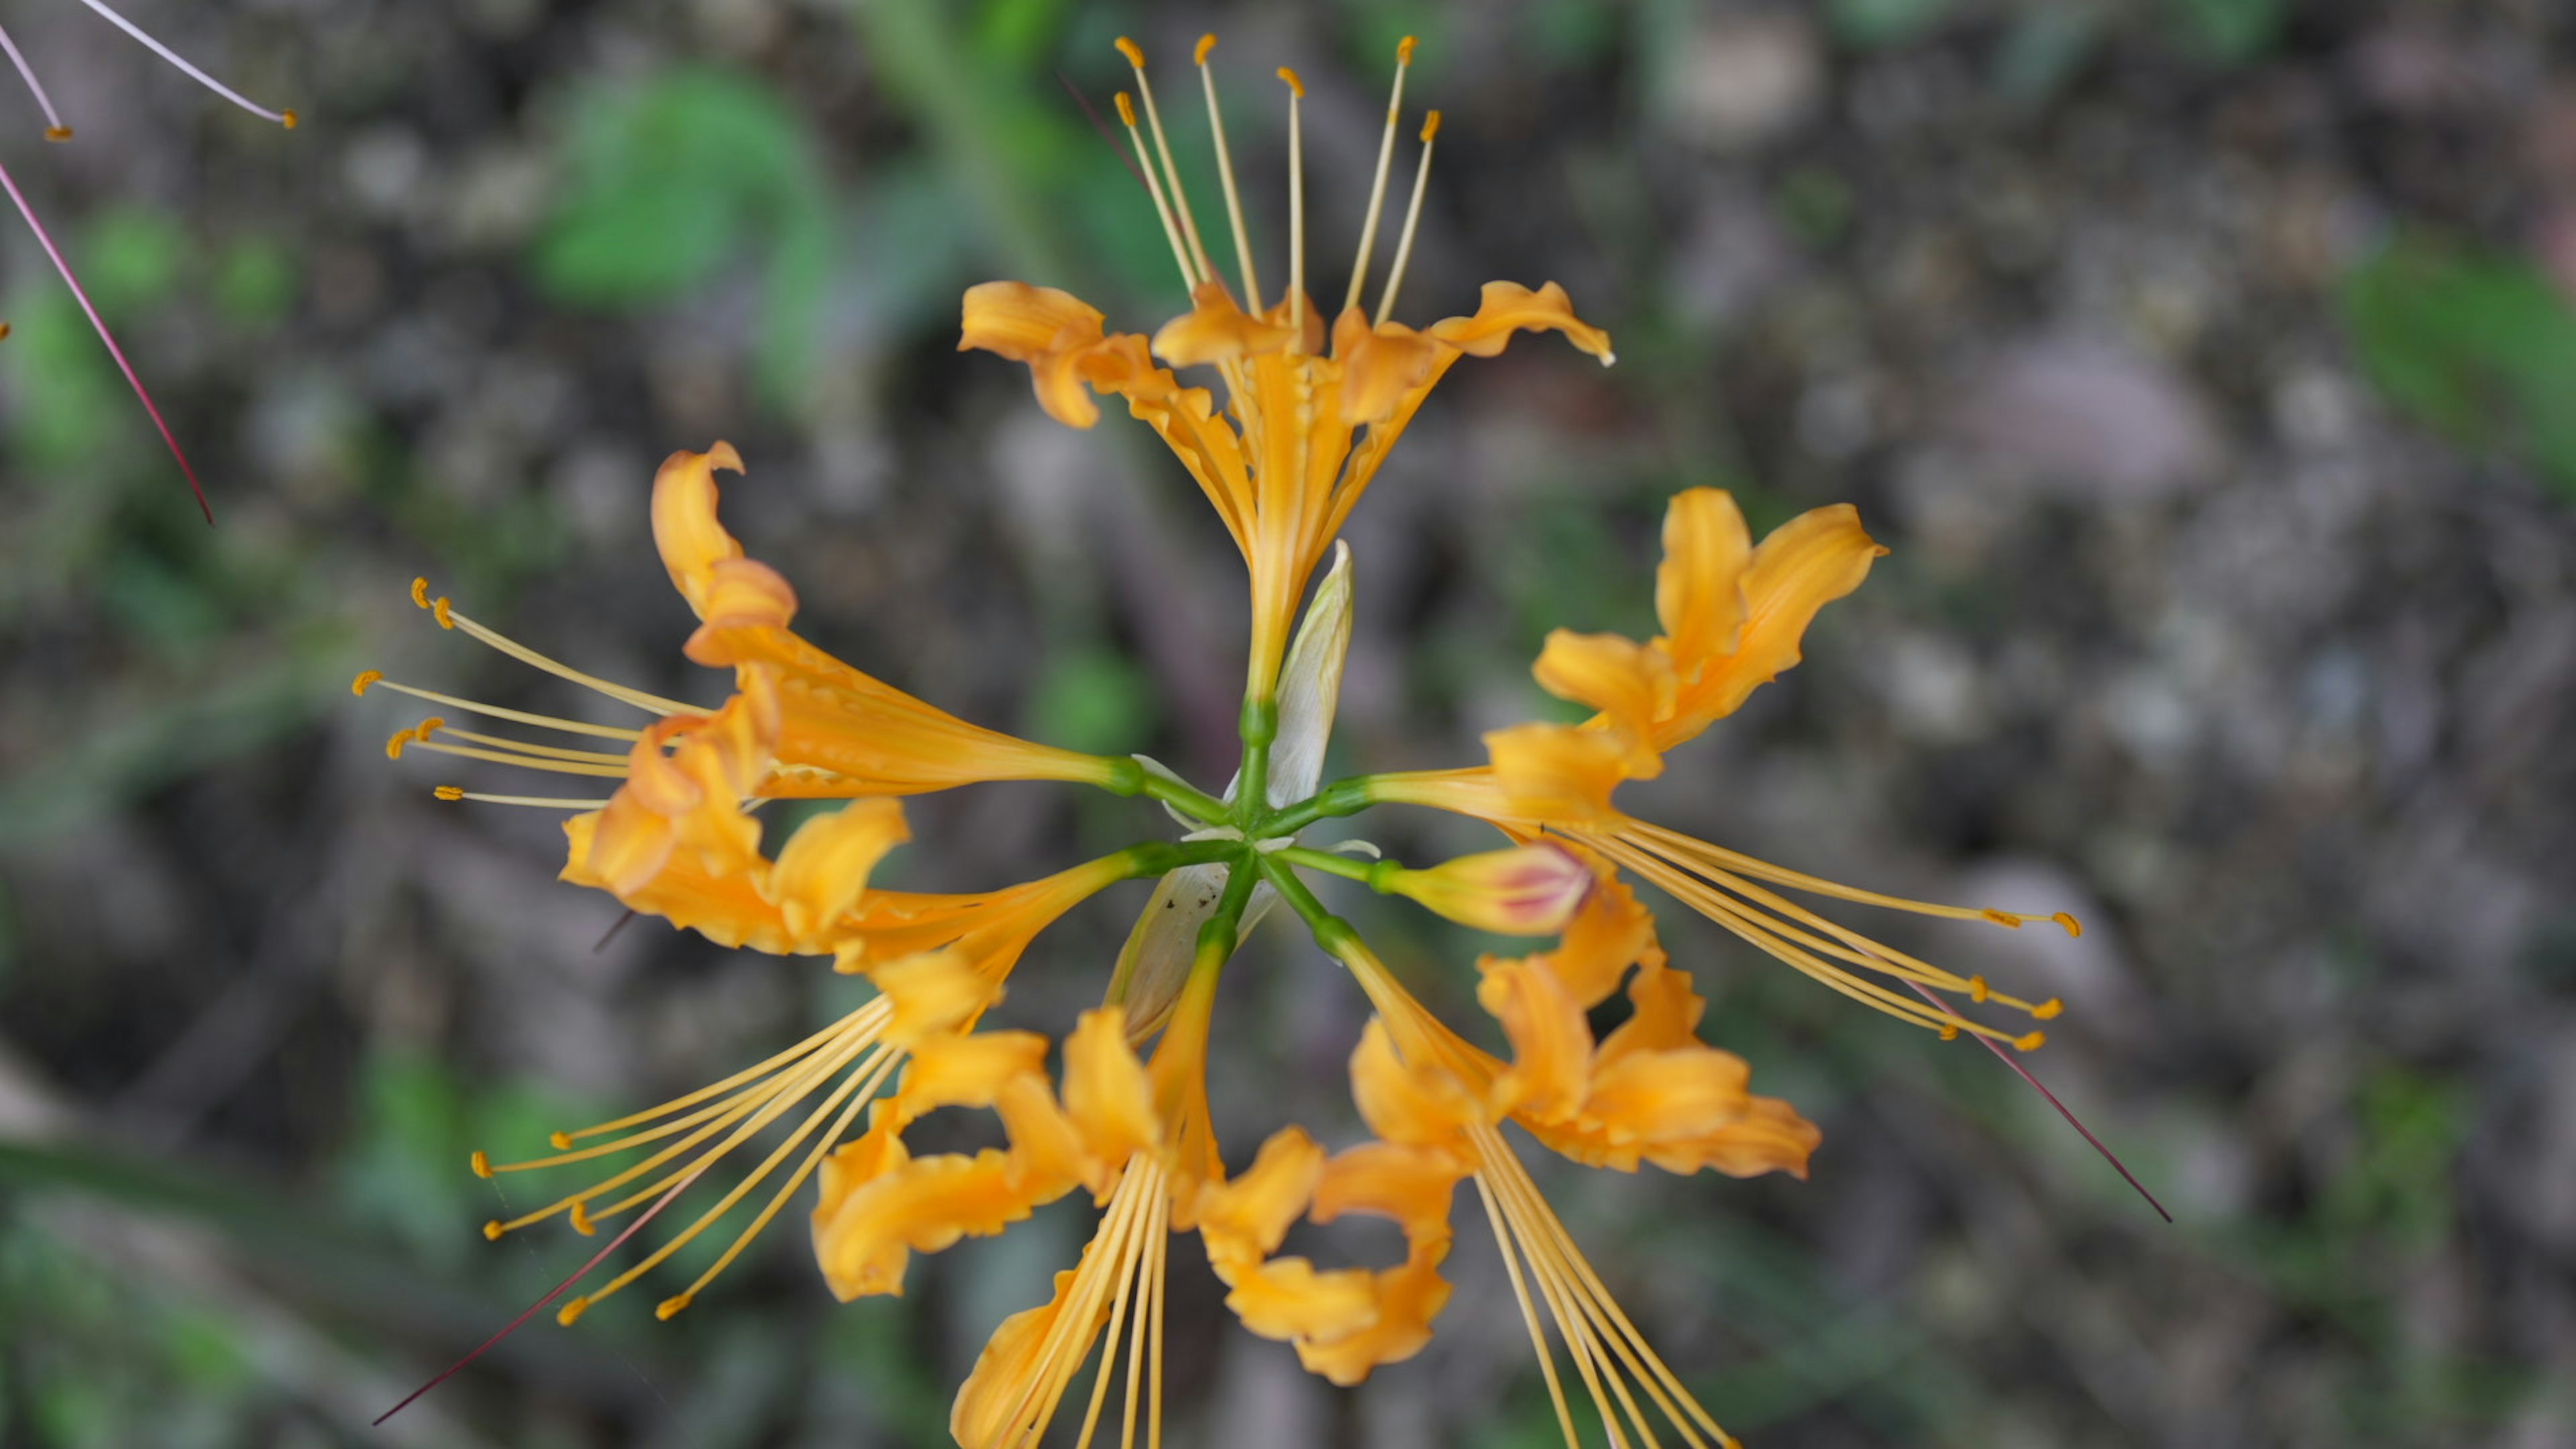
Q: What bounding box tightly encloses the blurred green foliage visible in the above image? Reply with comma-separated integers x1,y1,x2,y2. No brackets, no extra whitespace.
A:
2343,237,2576,506
532,67,837,408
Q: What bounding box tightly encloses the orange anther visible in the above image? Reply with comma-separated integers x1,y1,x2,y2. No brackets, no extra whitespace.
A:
1968,975,1989,1002
1114,91,1137,127
43,126,71,142
2053,911,2084,938
280,109,299,131
2032,998,2064,1020
433,786,464,802
654,1293,694,1321
1981,908,2024,929
549,1130,574,1150
411,576,431,608
0,323,9,340
384,729,412,761
1397,36,1415,64
1420,109,1442,143
555,1296,589,1326
1277,66,1304,98
431,596,453,629
482,1220,504,1241
2014,1031,2046,1052
1938,1023,1959,1041
470,1150,492,1178
351,669,382,696
415,717,445,741
569,1201,596,1236
1195,34,1217,64
1114,36,1144,67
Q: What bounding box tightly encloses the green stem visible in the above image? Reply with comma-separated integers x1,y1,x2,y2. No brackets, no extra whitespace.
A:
1234,696,1278,830
1271,845,1407,890
1134,767,1230,827
1255,775,1377,838
1256,853,1359,959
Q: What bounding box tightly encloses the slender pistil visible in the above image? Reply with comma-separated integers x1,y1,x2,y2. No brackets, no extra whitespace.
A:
1375,111,1438,326
1277,68,1304,341
1341,36,1413,317
1193,34,1261,309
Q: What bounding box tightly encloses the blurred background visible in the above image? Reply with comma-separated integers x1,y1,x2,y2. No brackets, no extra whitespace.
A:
3,0,2573,1444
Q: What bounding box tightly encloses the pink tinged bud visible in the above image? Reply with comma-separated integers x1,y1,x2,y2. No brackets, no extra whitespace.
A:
1381,844,1594,936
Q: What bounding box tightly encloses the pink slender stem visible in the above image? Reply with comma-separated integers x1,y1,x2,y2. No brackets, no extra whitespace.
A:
1899,977,2173,1223
0,152,211,523
372,1166,707,1426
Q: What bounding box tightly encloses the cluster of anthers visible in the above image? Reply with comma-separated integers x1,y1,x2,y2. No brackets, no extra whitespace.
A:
362,35,2092,1449
2,1,298,521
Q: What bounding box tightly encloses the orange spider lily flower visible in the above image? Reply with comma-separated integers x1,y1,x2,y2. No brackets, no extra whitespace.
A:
360,31,2118,1449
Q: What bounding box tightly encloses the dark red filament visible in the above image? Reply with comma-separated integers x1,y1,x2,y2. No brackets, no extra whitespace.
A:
372,1166,706,1426
0,153,212,524
1899,977,2172,1223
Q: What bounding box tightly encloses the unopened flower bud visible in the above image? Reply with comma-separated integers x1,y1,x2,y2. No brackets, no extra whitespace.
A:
1379,843,1593,936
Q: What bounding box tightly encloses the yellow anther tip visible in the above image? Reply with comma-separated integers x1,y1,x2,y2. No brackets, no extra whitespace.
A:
1114,91,1137,127
2015,1031,2047,1052
433,786,463,802
569,1203,596,1236
1277,66,1304,98
351,669,382,696
470,1150,492,1178
410,577,431,608
1968,975,1990,1002
556,1296,589,1326
384,731,410,761
416,717,445,739
481,1220,504,1241
1195,34,1216,64
1114,36,1144,67
2054,911,2084,938
653,1294,693,1321
2032,998,2064,1020
431,596,453,629
549,1130,574,1150
280,109,299,130
1398,36,1417,63
44,126,71,142
1420,110,1442,142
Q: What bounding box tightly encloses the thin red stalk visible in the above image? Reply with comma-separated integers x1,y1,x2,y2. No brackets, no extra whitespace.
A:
1898,977,2172,1223
372,1165,707,1426
0,152,211,523
1057,70,1155,199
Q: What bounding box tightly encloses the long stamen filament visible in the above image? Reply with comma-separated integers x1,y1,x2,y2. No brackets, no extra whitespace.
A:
1342,36,1413,317
1193,35,1260,309
1375,111,1438,327
1277,68,1304,339
411,578,690,716
352,671,645,742
1628,821,2082,938
0,23,70,138
71,0,295,127
1116,38,1214,288
1115,91,1201,293
561,1039,899,1322
433,788,612,809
